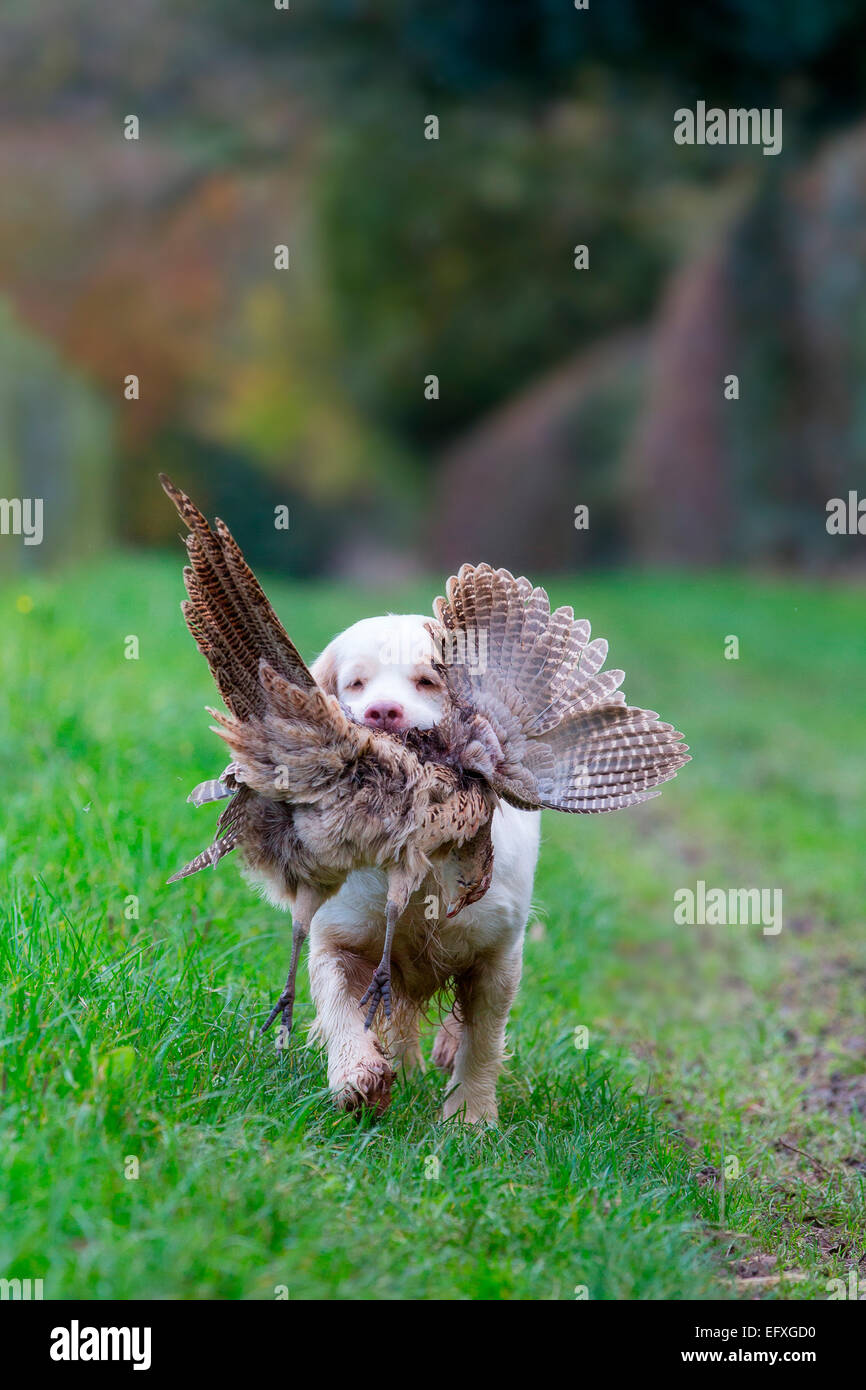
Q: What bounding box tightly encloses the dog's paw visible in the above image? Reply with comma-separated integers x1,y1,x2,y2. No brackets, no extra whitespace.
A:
333,1051,395,1117
442,1086,498,1125
432,1020,461,1075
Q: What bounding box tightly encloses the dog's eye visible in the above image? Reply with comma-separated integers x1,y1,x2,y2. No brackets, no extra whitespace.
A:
416,676,440,691
346,678,365,692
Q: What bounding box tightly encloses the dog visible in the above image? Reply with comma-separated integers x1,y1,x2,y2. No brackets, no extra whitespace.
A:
307,613,541,1122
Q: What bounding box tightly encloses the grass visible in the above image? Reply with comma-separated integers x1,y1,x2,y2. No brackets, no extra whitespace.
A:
0,555,863,1299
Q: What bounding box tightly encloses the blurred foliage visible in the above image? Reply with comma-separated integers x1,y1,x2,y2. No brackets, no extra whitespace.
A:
1,2,865,572
0,302,112,573
317,96,671,443
214,0,866,113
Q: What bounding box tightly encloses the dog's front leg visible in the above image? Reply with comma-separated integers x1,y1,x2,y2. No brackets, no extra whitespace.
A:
443,946,523,1124
308,939,394,1116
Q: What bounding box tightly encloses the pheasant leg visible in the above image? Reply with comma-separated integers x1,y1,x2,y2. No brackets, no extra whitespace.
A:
261,919,308,1048
360,899,399,1030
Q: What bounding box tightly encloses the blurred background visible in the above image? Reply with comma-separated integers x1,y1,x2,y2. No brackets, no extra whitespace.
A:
1,0,866,578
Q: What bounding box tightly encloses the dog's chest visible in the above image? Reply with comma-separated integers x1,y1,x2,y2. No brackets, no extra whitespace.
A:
386,884,489,991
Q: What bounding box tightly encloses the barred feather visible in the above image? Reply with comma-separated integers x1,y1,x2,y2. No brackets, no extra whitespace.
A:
433,563,690,814
167,827,242,883
160,474,315,719
187,762,240,806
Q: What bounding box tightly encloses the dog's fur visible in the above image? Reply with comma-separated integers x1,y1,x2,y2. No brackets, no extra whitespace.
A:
307,614,540,1122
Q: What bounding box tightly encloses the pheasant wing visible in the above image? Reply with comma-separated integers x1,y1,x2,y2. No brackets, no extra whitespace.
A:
165,663,374,882
207,661,376,803
162,475,319,882
161,474,315,721
433,563,689,813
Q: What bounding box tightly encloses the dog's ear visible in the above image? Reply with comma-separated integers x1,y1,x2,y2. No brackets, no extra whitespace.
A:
310,644,339,695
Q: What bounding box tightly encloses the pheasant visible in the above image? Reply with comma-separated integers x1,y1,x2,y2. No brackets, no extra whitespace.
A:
160,475,690,1043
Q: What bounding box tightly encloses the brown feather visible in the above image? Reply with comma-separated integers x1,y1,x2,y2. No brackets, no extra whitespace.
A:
433,562,690,813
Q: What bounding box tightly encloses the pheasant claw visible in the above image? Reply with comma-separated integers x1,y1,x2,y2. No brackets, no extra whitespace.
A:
359,964,392,1030
261,985,296,1044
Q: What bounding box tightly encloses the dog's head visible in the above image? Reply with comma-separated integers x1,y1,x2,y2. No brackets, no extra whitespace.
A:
311,614,448,732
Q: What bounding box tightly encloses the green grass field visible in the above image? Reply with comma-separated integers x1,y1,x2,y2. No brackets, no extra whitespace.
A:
1,557,863,1300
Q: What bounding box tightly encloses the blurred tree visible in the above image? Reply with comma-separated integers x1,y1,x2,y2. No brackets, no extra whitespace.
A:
2,0,866,571
0,299,112,574
212,0,866,122
316,95,670,444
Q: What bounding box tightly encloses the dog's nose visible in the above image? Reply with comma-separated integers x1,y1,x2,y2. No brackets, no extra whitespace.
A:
363,702,406,731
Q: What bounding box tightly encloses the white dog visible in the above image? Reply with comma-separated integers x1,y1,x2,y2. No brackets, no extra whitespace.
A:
307,614,540,1123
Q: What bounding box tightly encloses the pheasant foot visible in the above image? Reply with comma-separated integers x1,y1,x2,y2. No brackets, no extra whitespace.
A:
359,961,392,1030
259,914,312,1049
261,984,296,1046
